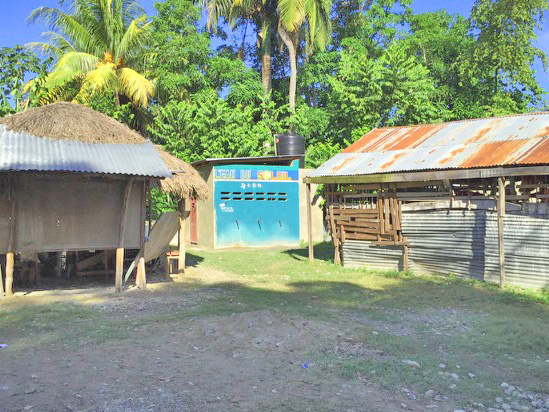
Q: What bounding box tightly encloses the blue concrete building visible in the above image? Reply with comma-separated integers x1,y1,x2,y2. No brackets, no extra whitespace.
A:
190,156,302,248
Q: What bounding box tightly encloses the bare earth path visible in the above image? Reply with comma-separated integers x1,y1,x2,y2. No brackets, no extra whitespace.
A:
1,246,549,412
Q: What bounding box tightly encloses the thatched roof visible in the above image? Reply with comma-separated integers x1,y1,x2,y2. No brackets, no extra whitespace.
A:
155,146,210,200
0,102,144,144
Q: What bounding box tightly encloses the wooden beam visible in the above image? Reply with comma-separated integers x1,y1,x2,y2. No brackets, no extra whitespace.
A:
178,199,186,281
116,178,134,292
306,183,314,262
403,245,409,272
497,177,506,288
304,165,549,185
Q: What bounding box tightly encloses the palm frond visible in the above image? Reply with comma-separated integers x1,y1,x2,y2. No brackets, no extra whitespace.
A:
277,0,305,32
118,67,154,108
116,15,152,61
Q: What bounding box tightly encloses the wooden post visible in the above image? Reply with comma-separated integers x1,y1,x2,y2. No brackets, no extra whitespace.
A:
116,178,134,292
497,176,506,288
306,183,314,262
403,245,409,271
104,250,110,282
0,257,4,298
177,199,186,281
6,182,17,296
136,181,147,288
328,205,341,264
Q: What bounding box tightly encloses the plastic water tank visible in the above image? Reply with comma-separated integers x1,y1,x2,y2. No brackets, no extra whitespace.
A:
276,131,305,168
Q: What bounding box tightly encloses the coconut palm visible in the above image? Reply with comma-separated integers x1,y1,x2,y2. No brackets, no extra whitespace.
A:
27,0,154,108
277,0,332,111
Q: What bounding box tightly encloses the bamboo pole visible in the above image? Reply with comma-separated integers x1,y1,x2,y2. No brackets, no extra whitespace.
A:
306,183,314,262
178,199,186,281
116,178,134,292
497,177,506,288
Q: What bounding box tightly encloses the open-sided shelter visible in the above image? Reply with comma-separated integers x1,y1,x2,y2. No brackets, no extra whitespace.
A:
0,102,171,296
304,112,549,289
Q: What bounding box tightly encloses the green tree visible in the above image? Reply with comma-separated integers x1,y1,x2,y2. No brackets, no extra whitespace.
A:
0,46,50,115
464,0,548,98
28,0,154,108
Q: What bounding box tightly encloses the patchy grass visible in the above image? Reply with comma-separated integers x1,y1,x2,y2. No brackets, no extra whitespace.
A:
1,243,548,411
187,244,549,407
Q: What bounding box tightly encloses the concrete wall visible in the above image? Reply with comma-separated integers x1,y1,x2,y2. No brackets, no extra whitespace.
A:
299,169,325,243
185,165,215,248
342,202,549,289
2,173,143,253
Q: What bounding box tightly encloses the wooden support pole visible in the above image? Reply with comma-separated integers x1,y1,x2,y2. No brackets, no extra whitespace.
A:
6,181,17,296
306,183,314,262
177,199,186,281
115,247,124,292
403,245,409,272
497,176,506,288
116,178,134,292
136,181,147,288
0,257,4,298
328,205,341,264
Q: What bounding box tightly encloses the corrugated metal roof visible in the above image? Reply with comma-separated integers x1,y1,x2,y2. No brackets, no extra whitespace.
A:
309,112,549,178
0,124,171,177
192,155,300,167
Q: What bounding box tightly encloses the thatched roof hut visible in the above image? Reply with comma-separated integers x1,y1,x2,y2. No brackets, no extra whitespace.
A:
0,102,144,144
155,146,210,201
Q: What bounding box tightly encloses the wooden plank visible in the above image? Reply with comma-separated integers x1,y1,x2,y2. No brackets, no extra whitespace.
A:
342,226,380,235
403,245,409,271
306,183,314,262
5,252,14,296
497,177,506,288
178,199,186,280
331,209,380,215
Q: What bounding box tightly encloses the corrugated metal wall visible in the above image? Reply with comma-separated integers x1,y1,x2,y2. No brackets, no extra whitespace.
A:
343,208,549,289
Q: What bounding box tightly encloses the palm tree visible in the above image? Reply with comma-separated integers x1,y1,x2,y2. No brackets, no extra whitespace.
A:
277,0,332,111
199,0,276,97
27,0,154,108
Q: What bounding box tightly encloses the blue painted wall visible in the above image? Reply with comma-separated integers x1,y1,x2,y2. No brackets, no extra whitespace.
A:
213,163,300,248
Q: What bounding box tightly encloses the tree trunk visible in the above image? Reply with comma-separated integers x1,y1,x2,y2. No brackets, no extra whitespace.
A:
260,19,272,98
278,25,297,112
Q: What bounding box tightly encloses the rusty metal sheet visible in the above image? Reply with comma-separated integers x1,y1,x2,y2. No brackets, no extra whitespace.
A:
311,112,549,178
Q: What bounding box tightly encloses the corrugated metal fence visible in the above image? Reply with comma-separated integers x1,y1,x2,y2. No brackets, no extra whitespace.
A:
343,208,549,289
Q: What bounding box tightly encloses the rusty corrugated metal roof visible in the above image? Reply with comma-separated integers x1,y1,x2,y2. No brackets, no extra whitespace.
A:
309,112,549,178
0,124,171,177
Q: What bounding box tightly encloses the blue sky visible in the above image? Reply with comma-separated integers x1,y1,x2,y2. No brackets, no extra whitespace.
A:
0,0,548,90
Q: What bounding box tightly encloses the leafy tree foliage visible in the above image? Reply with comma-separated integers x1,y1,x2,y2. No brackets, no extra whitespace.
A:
0,46,50,116
9,0,549,168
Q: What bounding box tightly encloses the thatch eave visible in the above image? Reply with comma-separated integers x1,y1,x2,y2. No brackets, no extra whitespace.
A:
154,146,210,201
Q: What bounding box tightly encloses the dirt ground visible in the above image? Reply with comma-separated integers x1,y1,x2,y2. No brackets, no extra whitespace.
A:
1,247,548,412
0,268,445,412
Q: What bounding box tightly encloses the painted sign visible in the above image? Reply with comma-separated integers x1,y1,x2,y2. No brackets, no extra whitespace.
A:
214,168,299,181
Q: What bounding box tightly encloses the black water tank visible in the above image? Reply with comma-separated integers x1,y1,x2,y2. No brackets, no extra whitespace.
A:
276,131,305,168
